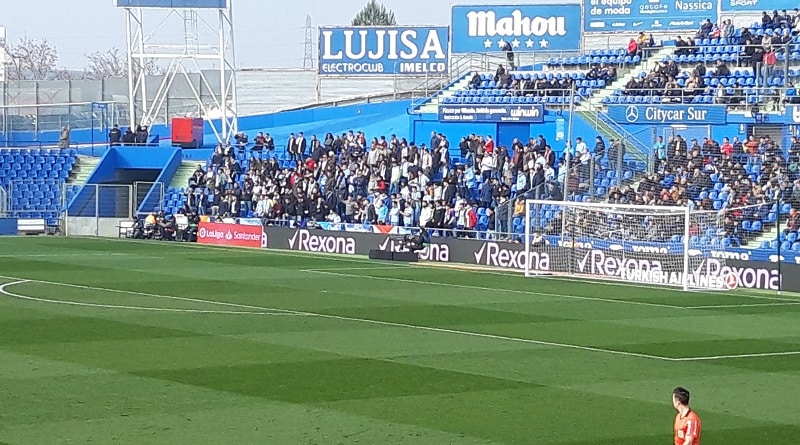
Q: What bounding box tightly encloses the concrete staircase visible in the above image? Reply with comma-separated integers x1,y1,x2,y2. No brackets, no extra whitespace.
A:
417,76,472,114
579,46,677,109
168,161,200,191
67,156,101,186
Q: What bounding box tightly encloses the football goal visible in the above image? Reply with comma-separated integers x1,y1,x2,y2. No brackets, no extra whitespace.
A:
522,199,752,291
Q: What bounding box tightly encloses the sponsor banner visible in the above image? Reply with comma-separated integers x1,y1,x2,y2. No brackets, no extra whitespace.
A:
197,221,266,248
318,26,449,76
791,106,800,124
607,105,727,125
450,4,582,53
584,0,714,32
720,0,789,12
115,0,228,8
573,248,785,290
260,226,559,270
226,225,800,292
438,105,545,123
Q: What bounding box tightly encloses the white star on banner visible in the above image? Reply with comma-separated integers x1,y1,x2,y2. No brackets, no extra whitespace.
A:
512,39,521,48
539,38,549,48
483,38,493,48
497,39,506,49
526,39,535,48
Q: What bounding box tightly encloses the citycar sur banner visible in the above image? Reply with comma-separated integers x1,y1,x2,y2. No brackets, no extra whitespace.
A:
318,26,449,76
197,221,267,248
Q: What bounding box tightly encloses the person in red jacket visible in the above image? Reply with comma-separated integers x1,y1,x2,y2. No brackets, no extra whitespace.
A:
627,38,639,57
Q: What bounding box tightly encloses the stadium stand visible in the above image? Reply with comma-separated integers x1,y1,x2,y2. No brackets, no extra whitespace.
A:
0,148,78,227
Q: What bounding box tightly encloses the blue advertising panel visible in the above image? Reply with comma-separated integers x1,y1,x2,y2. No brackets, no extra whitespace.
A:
115,0,228,7
607,105,727,125
451,5,582,53
720,0,792,11
584,0,716,32
318,27,449,76
438,105,545,123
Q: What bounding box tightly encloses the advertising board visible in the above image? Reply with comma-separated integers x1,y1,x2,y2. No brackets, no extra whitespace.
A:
584,0,716,32
450,4,582,53
318,26,449,76
197,221,266,248
720,0,790,12
606,105,727,125
115,0,228,8
262,226,797,291
438,105,545,123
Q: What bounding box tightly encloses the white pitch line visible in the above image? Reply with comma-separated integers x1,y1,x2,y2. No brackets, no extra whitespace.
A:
302,266,405,272
692,302,800,309
3,274,797,363
0,253,132,258
671,350,800,361
0,275,298,315
304,269,688,310
0,273,673,361
0,281,298,316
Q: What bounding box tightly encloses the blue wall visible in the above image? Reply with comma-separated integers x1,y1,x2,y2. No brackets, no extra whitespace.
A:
410,111,598,158
83,147,180,184
137,148,184,214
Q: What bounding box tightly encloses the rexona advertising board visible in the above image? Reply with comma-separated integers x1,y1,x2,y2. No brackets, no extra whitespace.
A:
318,26,449,76
227,226,800,292
450,5,582,53
197,222,267,248
573,249,783,291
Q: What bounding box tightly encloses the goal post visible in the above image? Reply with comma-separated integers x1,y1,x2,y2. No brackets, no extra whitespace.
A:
522,199,748,291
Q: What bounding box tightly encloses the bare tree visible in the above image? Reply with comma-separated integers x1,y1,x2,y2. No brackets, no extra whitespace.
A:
84,48,127,79
6,37,59,80
84,47,164,79
132,58,165,77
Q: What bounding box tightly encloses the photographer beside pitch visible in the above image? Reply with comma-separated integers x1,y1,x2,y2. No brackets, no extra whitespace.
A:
401,225,431,252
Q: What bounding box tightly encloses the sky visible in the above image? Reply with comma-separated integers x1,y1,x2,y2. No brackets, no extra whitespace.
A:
0,0,541,70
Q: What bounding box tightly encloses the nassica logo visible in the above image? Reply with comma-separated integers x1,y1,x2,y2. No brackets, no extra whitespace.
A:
287,229,356,255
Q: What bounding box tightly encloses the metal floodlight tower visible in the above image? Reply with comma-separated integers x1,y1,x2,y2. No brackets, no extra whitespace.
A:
117,0,238,144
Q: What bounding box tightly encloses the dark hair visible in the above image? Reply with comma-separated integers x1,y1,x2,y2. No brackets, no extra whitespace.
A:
673,387,691,406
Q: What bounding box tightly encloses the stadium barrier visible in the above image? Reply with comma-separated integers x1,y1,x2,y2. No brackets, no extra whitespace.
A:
223,224,797,293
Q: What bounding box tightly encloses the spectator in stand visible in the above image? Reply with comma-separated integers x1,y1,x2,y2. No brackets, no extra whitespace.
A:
721,19,734,45
653,136,666,162
713,59,731,78
675,36,688,56
697,19,714,39
502,41,516,70
470,71,482,89
108,125,121,146
720,137,734,158
594,136,606,160
627,38,638,57
493,64,506,82
134,125,149,145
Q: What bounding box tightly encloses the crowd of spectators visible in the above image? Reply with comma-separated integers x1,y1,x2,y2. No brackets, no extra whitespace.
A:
621,10,800,104
170,129,595,238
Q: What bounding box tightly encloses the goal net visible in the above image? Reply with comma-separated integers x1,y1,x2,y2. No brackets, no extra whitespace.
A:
522,199,754,291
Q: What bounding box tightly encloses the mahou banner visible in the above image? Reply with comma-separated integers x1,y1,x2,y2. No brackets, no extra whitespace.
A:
197,221,266,248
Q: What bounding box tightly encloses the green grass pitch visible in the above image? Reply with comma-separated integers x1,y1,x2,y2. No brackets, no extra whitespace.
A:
1,236,799,444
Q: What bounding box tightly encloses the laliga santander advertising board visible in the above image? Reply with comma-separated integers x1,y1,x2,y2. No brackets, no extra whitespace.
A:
197,222,267,248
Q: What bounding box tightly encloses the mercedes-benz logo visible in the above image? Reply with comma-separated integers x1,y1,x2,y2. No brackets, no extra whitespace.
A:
625,105,639,123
